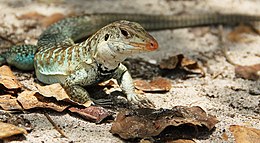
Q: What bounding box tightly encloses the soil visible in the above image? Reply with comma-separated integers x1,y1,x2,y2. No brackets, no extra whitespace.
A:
0,0,259,143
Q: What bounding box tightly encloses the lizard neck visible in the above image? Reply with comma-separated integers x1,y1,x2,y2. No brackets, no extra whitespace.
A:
94,43,126,70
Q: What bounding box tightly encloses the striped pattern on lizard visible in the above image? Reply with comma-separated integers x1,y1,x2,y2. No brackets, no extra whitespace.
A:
1,13,260,107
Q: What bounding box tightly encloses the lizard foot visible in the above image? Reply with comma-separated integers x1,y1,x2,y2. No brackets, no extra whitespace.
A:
127,94,155,108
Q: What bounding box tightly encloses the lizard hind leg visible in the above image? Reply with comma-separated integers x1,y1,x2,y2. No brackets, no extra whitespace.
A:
0,45,37,71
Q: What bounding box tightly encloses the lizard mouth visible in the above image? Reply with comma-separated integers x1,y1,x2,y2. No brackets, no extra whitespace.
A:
130,39,158,51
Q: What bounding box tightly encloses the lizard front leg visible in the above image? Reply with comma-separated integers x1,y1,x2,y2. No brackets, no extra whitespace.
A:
63,65,113,106
62,67,95,106
114,64,155,108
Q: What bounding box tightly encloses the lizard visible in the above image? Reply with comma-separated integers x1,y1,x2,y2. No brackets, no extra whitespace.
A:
1,13,260,107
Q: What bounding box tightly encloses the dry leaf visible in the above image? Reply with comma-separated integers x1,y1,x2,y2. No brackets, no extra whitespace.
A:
227,24,257,43
0,122,27,139
36,83,92,107
235,64,260,80
111,106,218,140
36,83,69,101
69,106,113,123
168,139,195,143
229,125,260,143
134,77,172,92
17,90,69,112
17,11,65,27
0,65,22,90
0,94,23,110
40,13,65,27
17,11,45,20
159,54,181,70
159,54,204,77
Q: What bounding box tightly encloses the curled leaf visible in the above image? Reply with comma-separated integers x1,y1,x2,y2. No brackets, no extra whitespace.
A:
159,54,205,78
0,94,23,110
36,83,92,107
134,77,172,92
0,65,22,91
0,122,27,139
111,106,218,140
17,90,69,112
229,125,260,143
235,64,260,80
69,106,113,123
227,24,257,43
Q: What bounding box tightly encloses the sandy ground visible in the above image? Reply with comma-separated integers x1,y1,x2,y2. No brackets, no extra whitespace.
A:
0,0,260,143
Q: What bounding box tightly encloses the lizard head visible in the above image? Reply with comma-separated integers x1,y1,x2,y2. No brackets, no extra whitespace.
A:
93,20,158,70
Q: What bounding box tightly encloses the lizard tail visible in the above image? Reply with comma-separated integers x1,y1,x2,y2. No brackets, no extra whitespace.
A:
0,45,38,70
91,13,260,30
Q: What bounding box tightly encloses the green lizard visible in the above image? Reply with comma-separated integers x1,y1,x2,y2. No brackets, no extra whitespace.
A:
1,13,260,107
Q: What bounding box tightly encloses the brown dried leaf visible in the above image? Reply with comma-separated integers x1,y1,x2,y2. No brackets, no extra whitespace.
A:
159,54,204,77
168,139,195,143
235,64,260,80
0,94,23,110
0,65,22,90
0,122,27,139
159,54,181,70
17,12,65,27
229,125,260,143
17,90,69,112
111,106,218,140
36,83,69,101
40,13,65,27
69,106,113,123
17,11,45,20
227,24,257,43
134,77,172,92
36,83,92,107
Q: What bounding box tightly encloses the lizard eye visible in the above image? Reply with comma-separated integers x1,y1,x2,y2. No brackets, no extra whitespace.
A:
120,29,129,37
104,34,109,41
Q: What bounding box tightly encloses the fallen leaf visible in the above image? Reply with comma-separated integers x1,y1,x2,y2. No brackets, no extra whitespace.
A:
0,94,23,110
0,65,22,91
17,11,65,27
134,77,172,92
36,83,69,101
17,11,45,20
159,54,181,70
235,64,260,80
36,83,92,107
168,139,195,143
0,122,27,139
69,106,113,123
229,125,260,143
17,90,69,112
111,106,218,140
40,13,65,27
227,24,257,43
159,54,205,77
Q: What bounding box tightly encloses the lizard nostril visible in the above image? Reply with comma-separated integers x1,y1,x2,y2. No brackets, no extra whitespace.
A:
146,39,158,51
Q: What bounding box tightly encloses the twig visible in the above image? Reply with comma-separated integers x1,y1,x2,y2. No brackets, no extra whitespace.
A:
218,25,238,66
43,111,67,138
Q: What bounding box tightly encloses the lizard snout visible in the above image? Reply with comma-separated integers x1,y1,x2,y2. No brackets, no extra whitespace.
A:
146,39,158,51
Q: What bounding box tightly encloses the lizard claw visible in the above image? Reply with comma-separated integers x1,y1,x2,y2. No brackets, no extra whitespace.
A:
127,94,155,108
